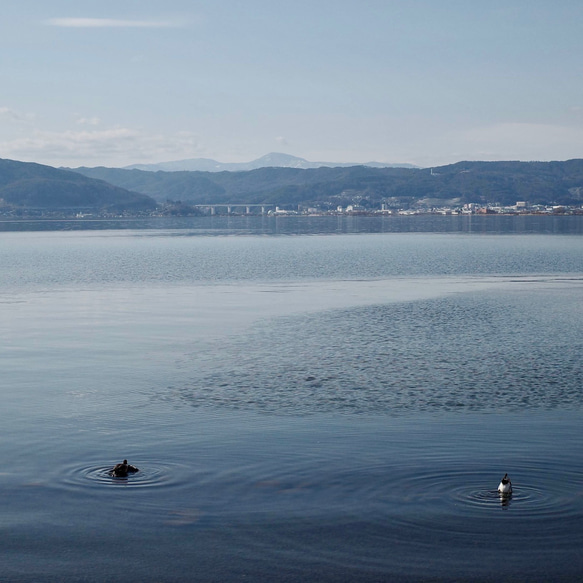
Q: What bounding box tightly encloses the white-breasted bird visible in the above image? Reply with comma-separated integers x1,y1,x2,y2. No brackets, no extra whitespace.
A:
498,473,512,494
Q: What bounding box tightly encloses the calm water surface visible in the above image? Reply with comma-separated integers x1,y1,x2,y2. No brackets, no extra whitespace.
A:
1,216,583,582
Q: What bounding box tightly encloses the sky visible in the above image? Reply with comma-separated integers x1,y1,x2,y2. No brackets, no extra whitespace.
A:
1,0,582,168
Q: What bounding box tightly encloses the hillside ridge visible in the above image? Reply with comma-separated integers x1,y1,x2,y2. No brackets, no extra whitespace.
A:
71,159,583,208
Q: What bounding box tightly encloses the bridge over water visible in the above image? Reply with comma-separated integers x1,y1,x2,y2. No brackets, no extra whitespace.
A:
193,204,277,215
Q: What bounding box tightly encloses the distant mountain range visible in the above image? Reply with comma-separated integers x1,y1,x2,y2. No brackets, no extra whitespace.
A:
3,157,583,214
123,152,418,172
73,159,583,208
0,158,155,212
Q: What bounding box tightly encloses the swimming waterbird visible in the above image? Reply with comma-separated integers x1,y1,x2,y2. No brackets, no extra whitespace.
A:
498,473,512,495
111,460,139,477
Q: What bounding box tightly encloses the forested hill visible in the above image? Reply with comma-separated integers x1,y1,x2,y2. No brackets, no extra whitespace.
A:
0,158,156,211
72,159,583,208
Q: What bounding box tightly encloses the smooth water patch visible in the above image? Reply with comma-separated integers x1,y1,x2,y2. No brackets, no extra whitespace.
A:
2,214,583,235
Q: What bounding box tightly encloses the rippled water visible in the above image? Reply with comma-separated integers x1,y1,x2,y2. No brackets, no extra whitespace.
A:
1,219,583,582
6,412,579,582
62,461,186,490
174,280,583,414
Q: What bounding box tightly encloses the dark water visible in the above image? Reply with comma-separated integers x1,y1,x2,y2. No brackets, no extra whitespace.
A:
1,217,583,581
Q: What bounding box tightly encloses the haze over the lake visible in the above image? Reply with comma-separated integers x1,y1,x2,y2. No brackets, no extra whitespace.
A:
1,0,582,168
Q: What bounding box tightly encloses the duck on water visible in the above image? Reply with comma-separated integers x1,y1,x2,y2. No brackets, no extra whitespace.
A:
110,460,139,477
498,473,512,495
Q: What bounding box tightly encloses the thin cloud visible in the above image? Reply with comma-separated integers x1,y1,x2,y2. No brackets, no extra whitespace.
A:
75,116,101,126
0,127,203,167
0,106,35,123
45,18,179,29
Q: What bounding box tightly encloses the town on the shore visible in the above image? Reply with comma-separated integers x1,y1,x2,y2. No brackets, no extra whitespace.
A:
2,200,582,220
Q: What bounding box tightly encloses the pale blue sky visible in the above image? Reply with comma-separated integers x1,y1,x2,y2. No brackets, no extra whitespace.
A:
1,0,582,167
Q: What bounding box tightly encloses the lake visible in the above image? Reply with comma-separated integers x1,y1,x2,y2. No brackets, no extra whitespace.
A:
1,215,582,582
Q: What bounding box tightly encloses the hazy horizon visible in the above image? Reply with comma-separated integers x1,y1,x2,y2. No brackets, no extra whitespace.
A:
1,1,582,168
